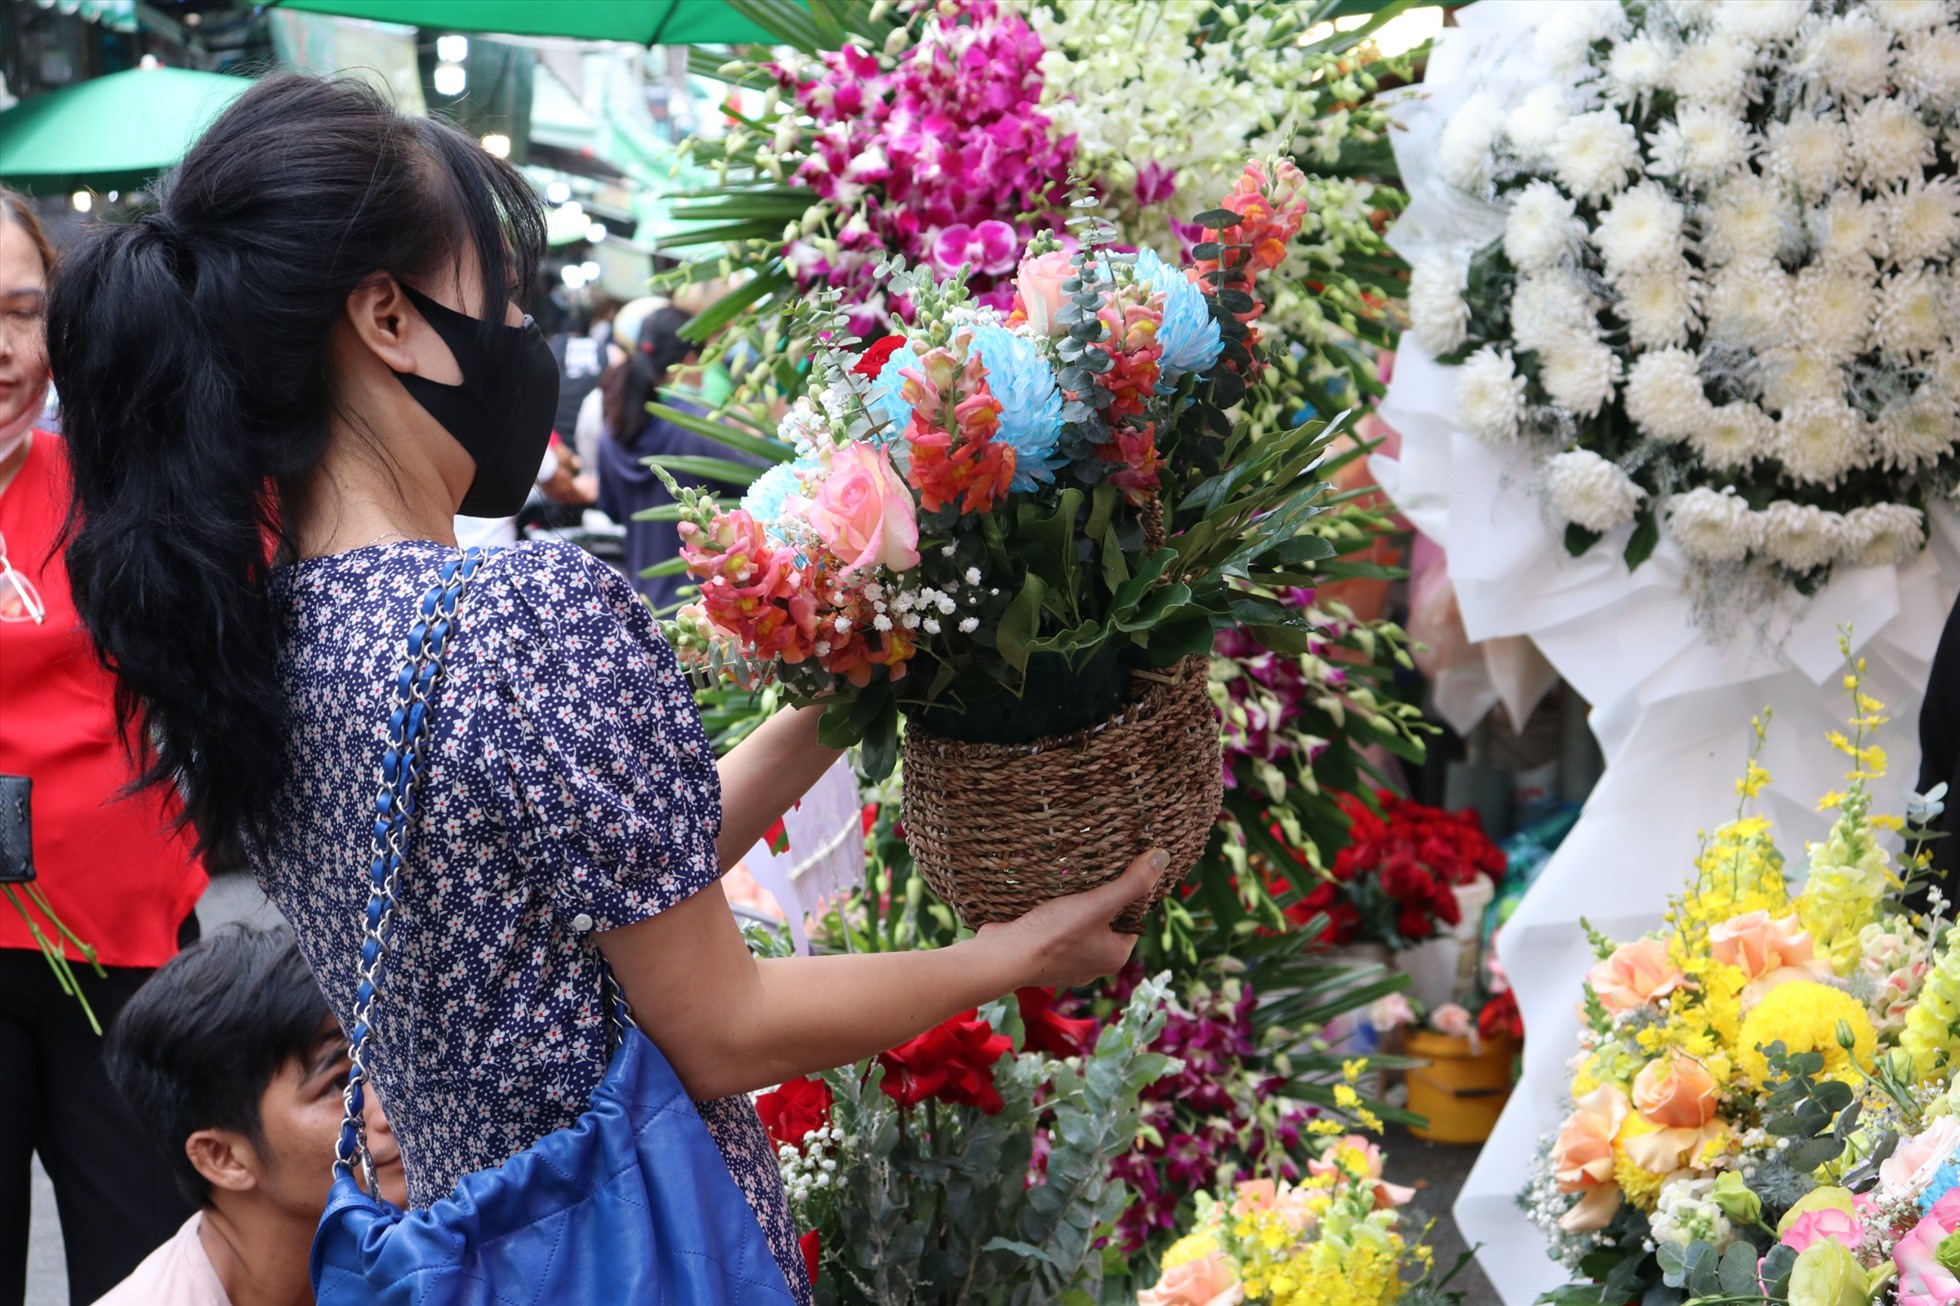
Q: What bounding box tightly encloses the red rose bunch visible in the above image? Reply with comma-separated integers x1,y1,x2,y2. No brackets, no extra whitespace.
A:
877,1010,1014,1114
1477,989,1523,1044
1276,791,1504,950
755,1075,835,1150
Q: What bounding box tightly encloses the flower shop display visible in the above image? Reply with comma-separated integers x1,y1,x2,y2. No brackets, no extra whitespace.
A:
1522,656,1960,1306
1138,1078,1464,1306
661,165,1339,930
675,0,1418,424
1407,0,1960,589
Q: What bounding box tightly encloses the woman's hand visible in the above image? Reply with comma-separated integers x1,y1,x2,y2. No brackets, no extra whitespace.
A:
971,849,1169,990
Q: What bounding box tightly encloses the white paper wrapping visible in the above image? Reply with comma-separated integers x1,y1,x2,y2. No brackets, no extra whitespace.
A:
1376,5,1960,1299
742,758,867,953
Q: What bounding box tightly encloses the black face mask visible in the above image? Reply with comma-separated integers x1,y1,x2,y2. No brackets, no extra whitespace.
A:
392,282,561,518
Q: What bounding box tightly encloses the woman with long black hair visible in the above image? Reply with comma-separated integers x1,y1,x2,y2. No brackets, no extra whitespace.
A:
48,76,1161,1301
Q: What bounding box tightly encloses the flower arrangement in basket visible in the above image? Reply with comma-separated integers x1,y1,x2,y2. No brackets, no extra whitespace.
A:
1409,0,1960,592
663,160,1340,930
1521,644,1960,1306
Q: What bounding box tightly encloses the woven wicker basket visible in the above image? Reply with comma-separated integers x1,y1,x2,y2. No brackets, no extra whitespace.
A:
900,656,1223,933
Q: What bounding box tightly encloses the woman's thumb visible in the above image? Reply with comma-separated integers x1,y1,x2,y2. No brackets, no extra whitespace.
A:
1091,849,1171,916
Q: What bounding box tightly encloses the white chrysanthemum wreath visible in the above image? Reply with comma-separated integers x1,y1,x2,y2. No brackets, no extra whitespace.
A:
1409,0,1960,588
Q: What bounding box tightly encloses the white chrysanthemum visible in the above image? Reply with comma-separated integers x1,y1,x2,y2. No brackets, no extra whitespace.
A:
1703,173,1796,264
1666,0,1721,26
1668,35,1758,106
1539,340,1622,418
1875,264,1948,357
1408,254,1470,355
1809,192,1889,269
1791,265,1876,364
1884,178,1960,264
1510,270,1600,355
1616,264,1702,349
1624,347,1711,439
1504,181,1585,272
1895,26,1960,108
1648,105,1753,184
1775,398,1872,487
1545,449,1646,532
1874,388,1960,469
1607,36,1675,99
1929,349,1960,400
1713,0,1810,42
1761,501,1851,572
1504,86,1574,163
1704,259,1794,350
1847,99,1937,187
1870,0,1954,34
1844,504,1927,567
1534,2,1629,74
1800,10,1897,100
1693,401,1776,471
1551,111,1643,202
1595,182,1687,279
1440,93,1502,192
1757,348,1845,415
1667,486,1764,563
1765,112,1850,200
1456,347,1529,443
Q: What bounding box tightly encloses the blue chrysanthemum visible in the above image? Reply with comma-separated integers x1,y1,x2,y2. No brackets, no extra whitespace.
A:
966,324,1065,492
1921,1159,1960,1214
739,461,806,541
866,344,921,444
1136,248,1223,389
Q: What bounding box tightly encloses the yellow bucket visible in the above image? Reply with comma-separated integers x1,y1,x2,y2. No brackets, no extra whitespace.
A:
1404,1030,1515,1144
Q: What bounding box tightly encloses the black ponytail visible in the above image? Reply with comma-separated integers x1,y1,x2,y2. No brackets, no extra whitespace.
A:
47,75,544,852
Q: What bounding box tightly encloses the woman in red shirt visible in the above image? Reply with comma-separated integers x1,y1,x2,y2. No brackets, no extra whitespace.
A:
0,188,205,1306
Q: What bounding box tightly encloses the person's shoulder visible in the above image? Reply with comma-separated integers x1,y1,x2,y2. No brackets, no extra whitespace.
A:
475,539,645,635
91,1213,228,1306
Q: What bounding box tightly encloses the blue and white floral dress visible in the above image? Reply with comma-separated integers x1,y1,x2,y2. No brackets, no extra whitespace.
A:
248,538,809,1302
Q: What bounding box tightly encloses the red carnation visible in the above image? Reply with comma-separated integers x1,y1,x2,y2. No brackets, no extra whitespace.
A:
1478,990,1523,1044
799,1230,820,1286
755,1075,834,1150
854,335,908,379
877,1010,1013,1114
1015,988,1099,1059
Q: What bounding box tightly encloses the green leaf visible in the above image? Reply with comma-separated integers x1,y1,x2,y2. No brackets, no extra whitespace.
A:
1564,522,1603,557
1717,1242,1757,1297
1760,1244,1797,1299
1192,208,1238,228
817,699,860,749
680,265,793,342
1246,624,1313,655
1623,510,1659,570
645,454,766,486
647,402,794,465
996,574,1049,675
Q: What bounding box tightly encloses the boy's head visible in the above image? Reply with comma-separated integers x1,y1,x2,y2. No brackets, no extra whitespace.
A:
105,925,404,1218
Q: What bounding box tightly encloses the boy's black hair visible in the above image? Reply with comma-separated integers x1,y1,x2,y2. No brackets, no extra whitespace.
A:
104,924,334,1204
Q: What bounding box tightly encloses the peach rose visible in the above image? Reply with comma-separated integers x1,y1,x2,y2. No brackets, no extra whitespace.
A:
800,444,919,574
1632,1053,1719,1130
1552,1083,1630,1229
1138,1249,1244,1306
1013,250,1075,337
1710,911,1832,994
1432,1003,1475,1038
1587,939,1684,1013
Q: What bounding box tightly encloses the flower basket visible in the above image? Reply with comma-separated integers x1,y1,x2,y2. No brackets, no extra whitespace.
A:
1404,1029,1513,1145
901,656,1221,932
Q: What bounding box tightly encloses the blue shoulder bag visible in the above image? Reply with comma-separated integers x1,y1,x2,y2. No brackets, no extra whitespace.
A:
311,548,800,1305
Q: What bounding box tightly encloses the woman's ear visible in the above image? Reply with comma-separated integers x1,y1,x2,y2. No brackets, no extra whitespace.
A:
186,1128,262,1194
343,276,461,384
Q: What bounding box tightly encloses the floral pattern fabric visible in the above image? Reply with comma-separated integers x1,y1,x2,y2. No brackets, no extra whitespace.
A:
246,539,808,1302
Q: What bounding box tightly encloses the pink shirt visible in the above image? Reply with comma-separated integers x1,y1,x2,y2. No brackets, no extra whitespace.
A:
92,1213,227,1306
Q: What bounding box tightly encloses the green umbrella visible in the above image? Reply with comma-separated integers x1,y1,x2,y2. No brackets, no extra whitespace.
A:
274,0,777,45
0,66,251,195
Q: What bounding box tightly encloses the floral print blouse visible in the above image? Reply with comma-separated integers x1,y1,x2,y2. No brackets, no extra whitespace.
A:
247,539,808,1302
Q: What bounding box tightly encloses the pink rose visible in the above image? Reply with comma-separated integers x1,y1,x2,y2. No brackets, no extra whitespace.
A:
1897,1190,1960,1306
1013,250,1075,336
1882,1117,1960,1198
1587,938,1685,1013
1138,1248,1244,1306
800,444,919,574
1432,1003,1474,1038
1781,1207,1864,1255
1367,993,1414,1032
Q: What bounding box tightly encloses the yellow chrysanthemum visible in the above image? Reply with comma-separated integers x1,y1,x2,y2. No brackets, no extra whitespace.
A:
1736,981,1876,1085
1612,1114,1670,1211
1160,1231,1223,1272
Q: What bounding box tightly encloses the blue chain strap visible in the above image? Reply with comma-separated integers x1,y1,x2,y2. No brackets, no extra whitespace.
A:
334,547,491,1195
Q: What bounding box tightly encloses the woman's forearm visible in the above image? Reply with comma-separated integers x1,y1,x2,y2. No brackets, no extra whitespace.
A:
714,703,843,869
